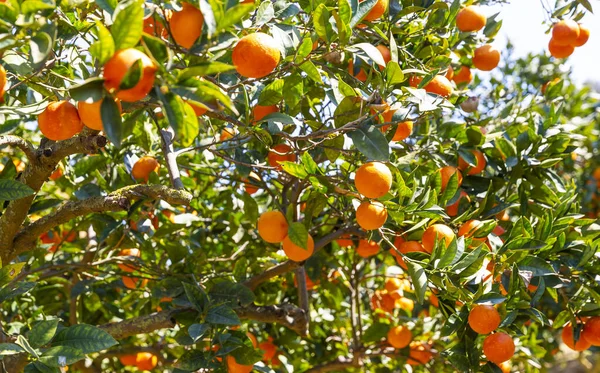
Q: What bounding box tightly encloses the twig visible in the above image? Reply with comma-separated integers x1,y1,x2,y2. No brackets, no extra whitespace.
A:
0,135,36,162
159,127,184,190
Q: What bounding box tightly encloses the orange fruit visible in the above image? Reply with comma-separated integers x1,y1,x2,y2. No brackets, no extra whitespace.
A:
259,341,277,362
356,239,380,258
371,290,396,313
439,166,463,191
243,171,261,195
583,317,600,346
429,293,439,307
552,20,580,46
452,66,473,85
376,44,391,67
336,234,355,247
136,352,158,370
253,105,278,123
118,248,141,273
226,355,253,373
232,33,281,79
445,66,454,80
411,75,453,97
458,149,486,175
77,97,122,131
562,323,592,351
372,103,395,124
497,361,511,373
143,11,170,38
38,101,83,141
119,354,137,366
282,234,315,262
483,332,515,364
103,48,157,102
294,272,317,290
356,201,387,230
422,224,455,254
354,162,393,198
122,276,148,289
384,278,403,293
132,156,159,182
445,190,470,217
348,59,368,81
384,121,413,142
468,305,501,334
268,144,296,170
393,241,426,269
458,219,485,240
0,64,6,99
362,0,388,21
220,127,237,141
257,211,288,243
188,101,208,116
169,3,204,49
408,342,433,366
397,297,414,312
456,6,486,32
473,44,500,71
156,296,172,312
548,38,574,58
246,332,258,348
572,24,590,47
387,325,412,348
50,167,63,181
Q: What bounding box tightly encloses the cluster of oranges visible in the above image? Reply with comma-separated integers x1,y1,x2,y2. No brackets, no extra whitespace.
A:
560,317,600,352
547,20,589,59
354,161,392,231
256,210,315,262
467,305,514,367
119,351,158,371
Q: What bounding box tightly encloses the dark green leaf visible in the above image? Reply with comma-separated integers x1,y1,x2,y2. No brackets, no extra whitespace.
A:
69,77,105,103
39,346,85,367
347,124,390,161
29,319,59,348
100,97,123,148
208,281,255,308
52,324,117,354
0,179,34,200
205,304,240,325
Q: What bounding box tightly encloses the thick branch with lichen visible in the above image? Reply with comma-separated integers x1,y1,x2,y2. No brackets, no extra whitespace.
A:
0,135,36,162
8,185,192,260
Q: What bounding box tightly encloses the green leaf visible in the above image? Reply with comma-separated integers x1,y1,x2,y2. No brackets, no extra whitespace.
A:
179,62,236,80
0,180,34,201
142,33,168,64
298,61,323,84
0,262,25,286
301,152,319,174
161,93,199,147
69,78,105,103
199,0,217,38
280,162,308,179
313,4,331,42
111,0,144,50
405,260,427,304
258,79,284,106
52,324,117,354
205,304,240,325
0,343,24,356
21,0,54,14
182,282,208,312
352,43,386,67
350,0,377,27
188,324,210,342
174,350,210,370
29,319,59,348
16,335,38,358
347,124,390,161
385,61,404,86
0,281,36,303
217,3,254,31
288,222,309,250
577,0,593,13
100,98,123,148
29,32,52,65
39,346,85,367
119,58,143,90
90,22,115,65
208,281,255,308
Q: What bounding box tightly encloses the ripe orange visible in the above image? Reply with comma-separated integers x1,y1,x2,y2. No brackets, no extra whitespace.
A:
77,97,122,131
50,167,63,181
371,290,396,313
348,59,368,82
253,105,278,123
387,325,412,348
132,156,159,182
458,219,485,240
397,297,414,312
119,354,137,366
356,201,388,230
356,239,380,258
336,234,355,247
408,342,433,366
458,149,486,175
429,293,439,307
385,121,413,142
220,127,237,141
188,101,208,116
372,103,395,124
156,296,172,312
411,75,453,97
422,224,455,254
354,162,393,198
282,234,315,262
232,33,281,79
122,276,148,289
439,166,463,191
259,340,277,362
483,332,515,364
473,44,500,71
384,278,403,293
268,144,296,170
445,66,454,80
363,0,388,21
452,66,473,85
294,272,317,290
38,101,83,141
226,355,253,373
393,241,426,269
243,171,261,195
118,248,141,273
552,20,580,46
0,64,6,99
103,48,157,102
498,361,511,373
143,11,170,38
376,45,391,67
169,3,204,49
548,38,574,58
573,24,590,47
468,305,501,334
136,352,158,370
456,6,486,32
583,316,600,346
257,210,288,243
562,323,592,351
445,190,470,217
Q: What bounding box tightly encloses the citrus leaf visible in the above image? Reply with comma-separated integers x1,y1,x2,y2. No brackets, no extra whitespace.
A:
89,22,115,65
0,180,34,201
39,346,85,367
111,0,144,50
100,97,123,148
52,324,117,354
205,304,240,325
288,222,308,250
29,319,59,349
69,77,105,103
347,124,390,161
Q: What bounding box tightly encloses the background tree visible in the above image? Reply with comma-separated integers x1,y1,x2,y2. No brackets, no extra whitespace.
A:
0,0,598,372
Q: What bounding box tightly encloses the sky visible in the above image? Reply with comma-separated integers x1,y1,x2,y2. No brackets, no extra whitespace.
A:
485,0,599,85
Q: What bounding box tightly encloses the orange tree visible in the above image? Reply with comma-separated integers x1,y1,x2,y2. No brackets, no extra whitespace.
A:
0,0,598,372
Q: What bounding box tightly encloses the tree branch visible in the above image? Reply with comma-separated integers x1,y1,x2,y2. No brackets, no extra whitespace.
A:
0,135,36,162
159,127,184,190
303,356,362,373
